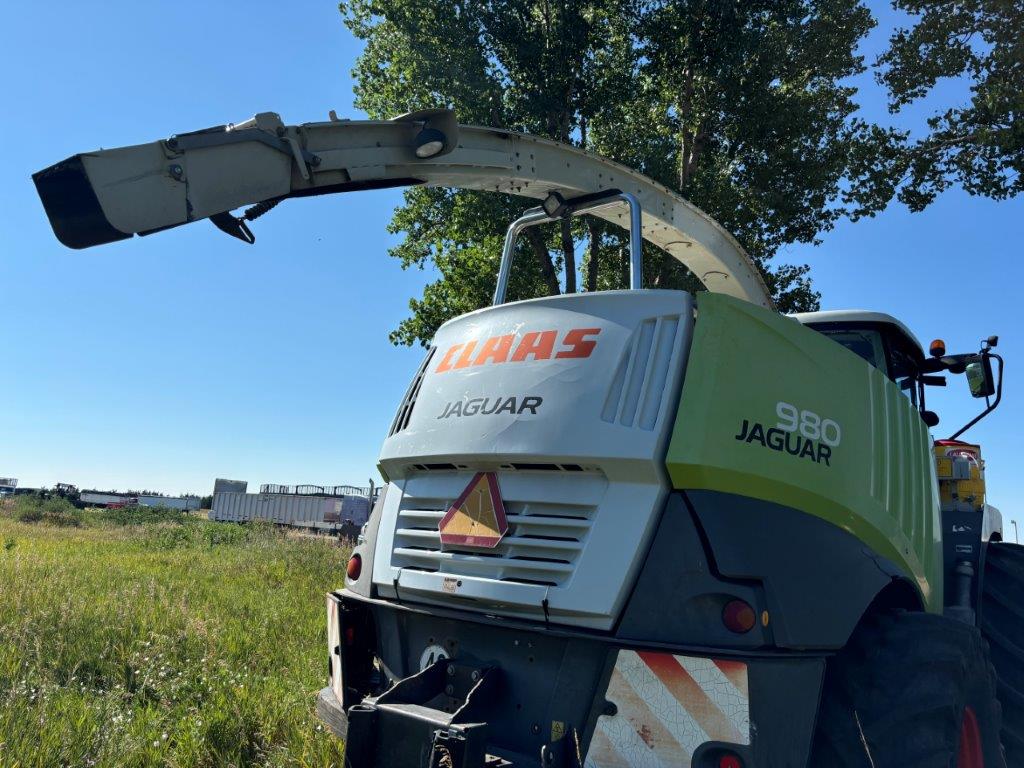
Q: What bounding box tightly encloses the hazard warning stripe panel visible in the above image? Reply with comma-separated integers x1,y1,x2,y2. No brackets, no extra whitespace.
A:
585,650,750,768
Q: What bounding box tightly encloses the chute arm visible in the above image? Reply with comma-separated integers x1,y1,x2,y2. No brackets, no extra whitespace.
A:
32,109,773,308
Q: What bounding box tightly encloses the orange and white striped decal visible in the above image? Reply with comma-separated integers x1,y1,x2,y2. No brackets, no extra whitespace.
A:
585,651,750,767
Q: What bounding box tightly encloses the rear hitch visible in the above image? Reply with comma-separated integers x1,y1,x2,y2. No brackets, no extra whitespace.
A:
344,658,503,768
428,728,488,768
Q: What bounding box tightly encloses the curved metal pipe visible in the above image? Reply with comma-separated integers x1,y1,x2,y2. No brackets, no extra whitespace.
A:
621,191,643,291
34,113,773,308
493,208,551,306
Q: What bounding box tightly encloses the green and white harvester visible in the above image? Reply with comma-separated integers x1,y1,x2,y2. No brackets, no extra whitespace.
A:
35,109,1021,767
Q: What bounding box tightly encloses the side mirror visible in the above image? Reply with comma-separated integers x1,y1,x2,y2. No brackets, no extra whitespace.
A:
966,357,996,398
921,410,940,428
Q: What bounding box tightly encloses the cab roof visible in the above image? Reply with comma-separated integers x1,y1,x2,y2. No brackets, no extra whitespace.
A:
790,310,924,355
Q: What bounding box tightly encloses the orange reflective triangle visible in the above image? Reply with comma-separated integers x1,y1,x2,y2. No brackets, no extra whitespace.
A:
438,472,508,548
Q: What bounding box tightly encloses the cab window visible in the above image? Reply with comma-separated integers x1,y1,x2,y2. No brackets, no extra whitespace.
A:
813,328,888,375
886,342,921,407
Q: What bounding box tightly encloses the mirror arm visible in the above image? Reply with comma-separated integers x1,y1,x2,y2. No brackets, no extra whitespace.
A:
949,353,1004,441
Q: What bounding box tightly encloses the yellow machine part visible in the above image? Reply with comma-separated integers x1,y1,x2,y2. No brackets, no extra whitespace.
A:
934,442,986,511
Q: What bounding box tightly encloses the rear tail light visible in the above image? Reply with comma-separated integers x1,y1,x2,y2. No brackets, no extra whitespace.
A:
722,599,756,634
718,754,743,768
347,553,362,580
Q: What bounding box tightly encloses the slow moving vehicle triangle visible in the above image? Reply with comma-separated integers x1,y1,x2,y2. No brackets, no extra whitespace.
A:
438,472,508,548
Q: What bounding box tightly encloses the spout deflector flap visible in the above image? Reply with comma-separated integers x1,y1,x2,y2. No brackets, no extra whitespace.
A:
33,155,132,250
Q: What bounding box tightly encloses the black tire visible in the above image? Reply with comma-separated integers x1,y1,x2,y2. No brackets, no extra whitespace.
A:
811,611,1005,767
981,542,1024,765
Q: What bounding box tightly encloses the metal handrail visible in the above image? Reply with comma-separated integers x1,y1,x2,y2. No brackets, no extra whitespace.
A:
492,190,643,305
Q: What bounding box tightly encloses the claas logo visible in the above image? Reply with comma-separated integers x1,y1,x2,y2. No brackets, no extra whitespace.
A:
435,327,601,373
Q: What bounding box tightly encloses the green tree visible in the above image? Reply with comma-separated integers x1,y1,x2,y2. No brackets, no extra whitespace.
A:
341,0,890,345
874,0,1024,210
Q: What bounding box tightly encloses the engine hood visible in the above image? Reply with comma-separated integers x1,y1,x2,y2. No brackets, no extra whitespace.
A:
371,290,696,630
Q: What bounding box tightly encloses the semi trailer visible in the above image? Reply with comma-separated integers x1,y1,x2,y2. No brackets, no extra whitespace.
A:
33,109,1021,767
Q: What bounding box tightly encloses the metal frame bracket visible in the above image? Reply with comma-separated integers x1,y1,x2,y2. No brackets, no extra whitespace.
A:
493,189,643,305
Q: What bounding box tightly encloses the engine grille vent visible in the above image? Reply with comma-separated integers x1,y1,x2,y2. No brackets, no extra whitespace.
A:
390,473,603,588
601,314,681,430
388,347,436,436
408,462,587,473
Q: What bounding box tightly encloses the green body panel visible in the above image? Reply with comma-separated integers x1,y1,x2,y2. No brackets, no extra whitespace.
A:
666,293,943,611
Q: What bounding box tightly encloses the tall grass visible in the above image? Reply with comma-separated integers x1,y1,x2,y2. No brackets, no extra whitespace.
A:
0,507,349,766
12,494,82,527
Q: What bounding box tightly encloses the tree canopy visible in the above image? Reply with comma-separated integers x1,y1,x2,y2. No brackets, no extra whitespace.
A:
874,0,1024,210
340,0,1019,346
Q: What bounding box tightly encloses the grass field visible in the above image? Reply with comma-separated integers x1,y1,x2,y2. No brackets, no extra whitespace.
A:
0,498,349,767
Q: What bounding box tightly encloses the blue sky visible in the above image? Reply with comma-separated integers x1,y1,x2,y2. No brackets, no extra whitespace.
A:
1,2,1020,536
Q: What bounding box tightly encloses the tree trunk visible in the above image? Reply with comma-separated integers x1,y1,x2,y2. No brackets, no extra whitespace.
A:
586,218,600,292
677,60,711,192
678,67,694,190
689,123,709,178
654,252,674,288
560,218,576,293
526,229,561,296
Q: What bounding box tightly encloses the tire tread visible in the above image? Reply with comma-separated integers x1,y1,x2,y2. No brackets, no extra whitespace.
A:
812,610,1005,767
981,542,1024,766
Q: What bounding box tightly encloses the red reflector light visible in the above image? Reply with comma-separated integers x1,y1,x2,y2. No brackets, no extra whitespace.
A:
719,754,743,768
347,554,362,580
722,600,756,634
345,626,355,646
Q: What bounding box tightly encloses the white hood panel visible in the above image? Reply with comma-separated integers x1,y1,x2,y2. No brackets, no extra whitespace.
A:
374,290,694,630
